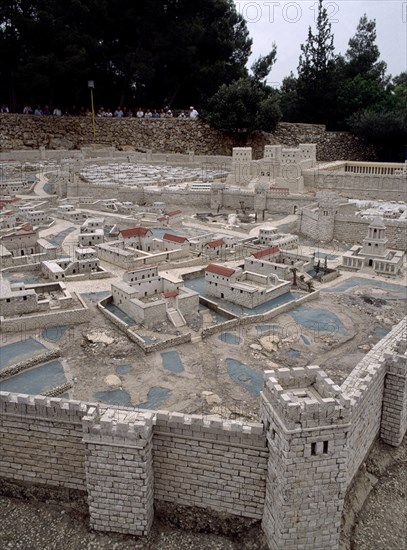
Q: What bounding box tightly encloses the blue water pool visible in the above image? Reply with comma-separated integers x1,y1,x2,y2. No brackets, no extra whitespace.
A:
301,335,311,345
161,351,184,373
141,335,160,345
42,326,68,341
95,389,132,407
81,291,111,303
372,326,390,338
1,360,66,394
290,306,347,335
150,228,179,238
5,273,42,285
137,387,172,409
47,227,76,247
96,387,172,410
116,364,131,375
256,324,283,334
226,358,264,396
0,338,47,370
43,183,54,194
323,278,407,299
104,303,136,326
314,252,338,260
218,333,241,345
287,349,301,357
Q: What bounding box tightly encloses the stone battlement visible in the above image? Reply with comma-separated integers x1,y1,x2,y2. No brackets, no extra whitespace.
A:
262,366,351,431
0,391,89,420
0,316,406,550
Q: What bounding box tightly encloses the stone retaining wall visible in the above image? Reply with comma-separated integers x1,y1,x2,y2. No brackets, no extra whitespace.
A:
0,115,378,161
0,292,91,332
0,349,61,380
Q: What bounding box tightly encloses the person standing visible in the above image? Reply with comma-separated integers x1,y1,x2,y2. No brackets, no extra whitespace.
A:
189,106,199,119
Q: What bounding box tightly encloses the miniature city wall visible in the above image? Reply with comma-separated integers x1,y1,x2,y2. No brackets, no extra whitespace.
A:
0,317,406,549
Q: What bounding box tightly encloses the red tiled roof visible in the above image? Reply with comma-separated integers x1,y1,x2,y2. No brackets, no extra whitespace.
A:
252,246,280,259
20,223,33,232
163,233,188,243
163,290,179,298
0,197,19,204
206,264,235,277
157,216,167,222
166,210,182,216
206,238,225,248
5,211,14,216
120,227,150,238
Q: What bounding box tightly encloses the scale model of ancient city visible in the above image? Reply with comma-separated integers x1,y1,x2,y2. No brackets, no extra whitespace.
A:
0,128,406,549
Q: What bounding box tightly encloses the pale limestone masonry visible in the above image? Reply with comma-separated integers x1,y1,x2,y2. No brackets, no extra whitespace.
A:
380,344,407,446
298,194,406,249
153,411,268,518
341,318,406,483
83,407,154,536
261,366,351,550
0,116,378,161
0,393,89,489
0,318,406,549
302,160,407,200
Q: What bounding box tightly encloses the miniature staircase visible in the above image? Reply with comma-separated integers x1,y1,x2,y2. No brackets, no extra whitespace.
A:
167,308,186,328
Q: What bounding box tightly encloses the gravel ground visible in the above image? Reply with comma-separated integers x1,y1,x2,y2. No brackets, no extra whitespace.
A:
351,435,407,550
0,434,405,550
0,497,266,550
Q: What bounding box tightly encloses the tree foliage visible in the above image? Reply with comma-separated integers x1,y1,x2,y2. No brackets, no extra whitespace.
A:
0,0,252,110
204,78,281,132
294,0,337,124
203,44,281,132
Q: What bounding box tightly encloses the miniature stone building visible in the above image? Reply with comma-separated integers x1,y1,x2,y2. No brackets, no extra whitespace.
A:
258,226,298,249
226,144,316,193
205,262,290,308
341,217,404,275
111,266,199,327
41,248,109,281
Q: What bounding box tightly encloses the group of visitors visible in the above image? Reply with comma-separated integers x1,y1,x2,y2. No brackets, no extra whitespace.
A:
96,106,199,119
1,103,199,119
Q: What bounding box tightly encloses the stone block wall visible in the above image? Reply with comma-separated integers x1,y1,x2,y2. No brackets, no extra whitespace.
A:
0,115,378,161
83,407,154,536
153,411,268,518
0,317,406,549
380,345,407,447
260,366,351,550
341,319,406,483
0,293,91,332
0,392,89,490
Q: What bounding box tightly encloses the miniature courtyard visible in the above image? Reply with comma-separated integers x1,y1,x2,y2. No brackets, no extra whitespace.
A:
1,156,405,418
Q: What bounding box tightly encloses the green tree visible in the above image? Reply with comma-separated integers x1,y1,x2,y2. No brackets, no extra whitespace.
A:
203,77,281,132
204,45,281,132
335,15,390,126
295,0,338,125
0,0,252,110
345,14,387,82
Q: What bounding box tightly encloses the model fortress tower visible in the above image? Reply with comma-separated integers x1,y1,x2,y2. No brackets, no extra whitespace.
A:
361,217,388,260
261,366,351,550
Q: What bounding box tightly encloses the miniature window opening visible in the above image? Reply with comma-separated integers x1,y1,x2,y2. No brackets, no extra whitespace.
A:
323,441,329,454
311,442,317,456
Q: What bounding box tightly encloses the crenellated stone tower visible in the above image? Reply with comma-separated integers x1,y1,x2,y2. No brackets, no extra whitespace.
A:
82,406,154,536
261,366,351,550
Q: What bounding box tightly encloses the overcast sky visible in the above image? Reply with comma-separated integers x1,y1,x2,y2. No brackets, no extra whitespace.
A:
233,1,406,86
